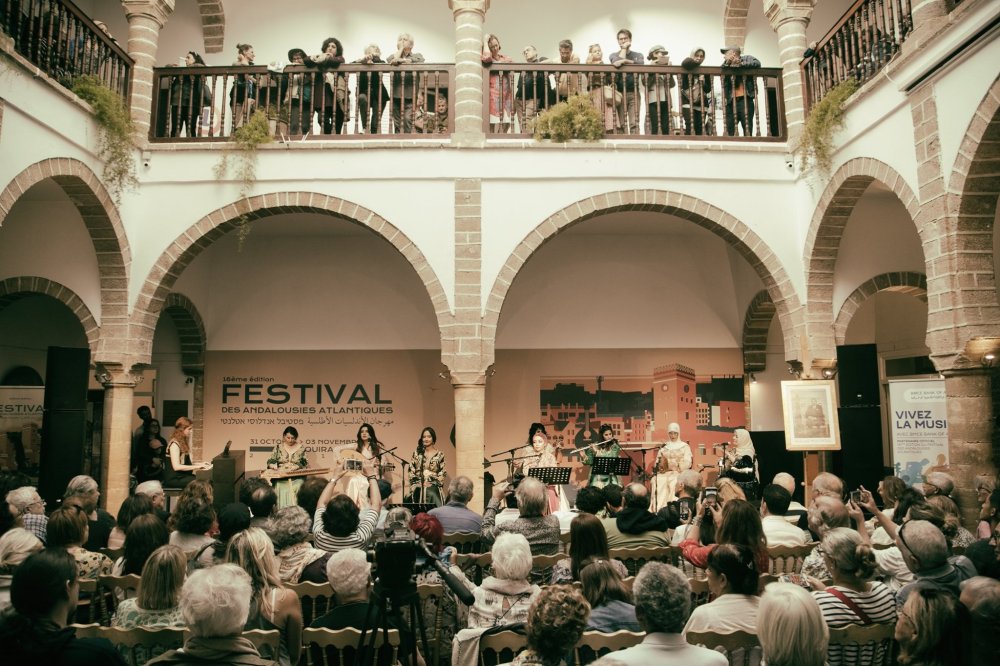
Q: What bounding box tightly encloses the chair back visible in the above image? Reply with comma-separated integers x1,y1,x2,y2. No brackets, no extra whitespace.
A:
417,582,446,666
530,552,563,584
456,551,492,585
688,576,712,608
287,581,336,627
71,623,185,665
608,546,674,576
479,628,528,666
574,629,645,665
243,628,281,661
99,546,124,562
757,573,780,593
828,622,895,666
302,626,400,666
559,530,572,553
767,543,816,574
443,531,483,554
75,578,100,624
686,630,761,666
98,573,142,625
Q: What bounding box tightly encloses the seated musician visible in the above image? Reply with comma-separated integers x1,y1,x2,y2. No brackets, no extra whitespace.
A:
265,426,309,509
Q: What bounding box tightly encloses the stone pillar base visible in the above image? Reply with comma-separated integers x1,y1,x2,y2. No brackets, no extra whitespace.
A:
453,383,486,512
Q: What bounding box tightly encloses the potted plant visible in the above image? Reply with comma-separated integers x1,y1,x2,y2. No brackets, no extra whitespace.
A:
794,79,859,177
534,94,604,143
214,109,272,247
71,76,138,204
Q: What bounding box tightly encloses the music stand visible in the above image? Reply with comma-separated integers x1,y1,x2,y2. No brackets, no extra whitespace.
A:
589,456,632,478
527,467,572,486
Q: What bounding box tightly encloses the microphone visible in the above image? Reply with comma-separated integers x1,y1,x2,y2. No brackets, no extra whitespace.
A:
419,540,474,606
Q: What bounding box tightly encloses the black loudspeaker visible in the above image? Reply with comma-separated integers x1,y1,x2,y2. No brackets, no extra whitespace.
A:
38,347,91,506
831,407,884,496
837,344,880,408
752,431,807,505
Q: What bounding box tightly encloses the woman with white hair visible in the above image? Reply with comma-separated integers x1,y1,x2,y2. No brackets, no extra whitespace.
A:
147,563,273,665
757,582,828,666
650,422,692,511
722,428,759,500
0,528,43,608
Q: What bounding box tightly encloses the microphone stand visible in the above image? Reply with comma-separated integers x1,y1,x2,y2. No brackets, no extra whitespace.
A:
371,441,406,503
490,444,525,458
620,444,661,492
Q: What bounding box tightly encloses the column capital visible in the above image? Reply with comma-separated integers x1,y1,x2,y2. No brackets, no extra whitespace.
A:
121,0,175,28
450,374,487,387
448,0,489,16
94,363,144,388
764,0,816,31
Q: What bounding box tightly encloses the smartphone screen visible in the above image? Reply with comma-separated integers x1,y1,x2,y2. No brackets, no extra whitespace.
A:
850,490,862,505
703,487,718,506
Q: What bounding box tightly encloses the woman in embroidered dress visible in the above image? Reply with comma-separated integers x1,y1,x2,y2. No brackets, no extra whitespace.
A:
409,426,447,506
266,426,309,509
518,430,564,513
583,424,623,489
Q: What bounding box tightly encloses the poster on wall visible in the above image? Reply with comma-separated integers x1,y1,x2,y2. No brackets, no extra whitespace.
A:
888,378,949,486
781,380,842,451
203,351,455,498
537,366,745,487
0,386,44,471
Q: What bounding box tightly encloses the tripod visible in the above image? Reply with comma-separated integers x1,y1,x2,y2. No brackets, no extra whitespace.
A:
359,579,429,666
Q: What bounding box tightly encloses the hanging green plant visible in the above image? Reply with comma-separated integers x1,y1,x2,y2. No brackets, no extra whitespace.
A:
534,94,604,143
794,78,859,177
71,75,137,205
214,109,272,248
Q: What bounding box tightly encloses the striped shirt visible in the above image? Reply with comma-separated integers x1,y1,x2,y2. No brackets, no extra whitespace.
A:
813,582,896,666
312,507,378,552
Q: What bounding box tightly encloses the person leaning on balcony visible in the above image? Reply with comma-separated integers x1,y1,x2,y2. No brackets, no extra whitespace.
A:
586,43,620,134
229,43,257,130
554,39,583,103
387,33,425,134
680,47,713,136
609,29,644,134
515,46,551,133
720,45,760,137
353,44,389,134
170,51,211,139
311,37,348,135
645,45,675,136
482,33,514,134
280,48,313,136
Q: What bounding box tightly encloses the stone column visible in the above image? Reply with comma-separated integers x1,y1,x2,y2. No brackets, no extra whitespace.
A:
453,380,487,512
448,0,489,146
188,371,205,459
122,0,174,142
97,364,140,512
765,0,817,141
942,367,997,529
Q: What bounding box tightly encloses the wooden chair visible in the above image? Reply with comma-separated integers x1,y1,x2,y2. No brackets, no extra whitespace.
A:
416,582,445,666
72,624,185,665
479,628,528,666
99,546,124,562
74,578,100,624
608,546,674,576
243,628,282,662
686,630,761,666
456,551,492,585
688,576,713,608
302,626,400,666
767,543,816,574
287,581,336,627
757,573,780,593
559,530,572,553
531,552,564,584
574,629,645,665
443,531,483,554
98,573,142,625
828,623,895,666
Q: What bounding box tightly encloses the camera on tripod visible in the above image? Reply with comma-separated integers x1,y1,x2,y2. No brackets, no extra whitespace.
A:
367,520,421,593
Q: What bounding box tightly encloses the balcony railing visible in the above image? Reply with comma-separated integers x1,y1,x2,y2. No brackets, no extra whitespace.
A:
483,62,786,141
0,0,132,96
150,63,454,141
801,0,913,110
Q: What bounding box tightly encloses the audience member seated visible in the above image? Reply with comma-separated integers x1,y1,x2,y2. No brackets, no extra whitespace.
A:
680,499,768,571
974,478,997,539
113,513,169,576
5,485,48,543
108,493,155,550
482,478,560,557
772,472,807,527
226,527,303,666
272,505,330,584
552,513,627,584
807,528,896,666
716,478,748,505
757,583,827,666
579,556,640,632
209,502,253,564
240,478,278,533
452,532,540,665
874,474,907,523
312,460,382,552
961,576,1000,666
373,480,392,532
760,484,808,547
870,486,924,546
429,475,483,533
0,548,127,665
800,496,849,581
135,479,170,524
895,520,976,606
168,494,216,567
603,484,624,517
611,562,725,664
411,513,462,651
810,472,844,503
684,543,760,634
0,472,32,537
148,563,277,665
48,504,113,579
925,495,977,549
0,528,43,608
295,476,327,519
603,483,669,549
895,586,965,665
922,471,955,499
658,469,701,533
63,475,116,551
503,585,590,666
112,544,186,629
553,485,606,534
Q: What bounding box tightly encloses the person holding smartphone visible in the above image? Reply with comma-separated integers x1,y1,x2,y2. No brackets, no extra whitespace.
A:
679,497,768,572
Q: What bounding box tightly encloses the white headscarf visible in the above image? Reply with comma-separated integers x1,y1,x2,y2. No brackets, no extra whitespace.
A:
733,428,755,456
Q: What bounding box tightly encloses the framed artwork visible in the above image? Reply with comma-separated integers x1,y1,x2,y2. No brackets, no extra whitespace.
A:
781,380,841,451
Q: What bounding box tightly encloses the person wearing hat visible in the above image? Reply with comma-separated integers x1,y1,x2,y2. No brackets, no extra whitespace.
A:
280,47,313,135
720,45,760,137
645,44,675,135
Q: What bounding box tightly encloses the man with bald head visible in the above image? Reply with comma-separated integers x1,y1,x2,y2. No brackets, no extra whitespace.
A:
773,472,808,529
895,519,976,606
604,482,669,549
800,495,851,580
810,472,844,501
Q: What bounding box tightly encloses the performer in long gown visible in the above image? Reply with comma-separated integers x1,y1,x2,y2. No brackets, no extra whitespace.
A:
518,430,567,513
583,424,623,488
409,426,446,506
649,422,693,512
265,426,309,508
723,427,760,500
338,423,381,507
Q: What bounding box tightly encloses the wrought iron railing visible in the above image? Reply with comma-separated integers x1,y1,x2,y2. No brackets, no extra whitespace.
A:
0,0,132,96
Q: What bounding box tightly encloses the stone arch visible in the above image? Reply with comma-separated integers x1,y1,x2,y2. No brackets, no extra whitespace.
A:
743,290,776,372
724,0,753,49
802,158,923,362
0,159,130,362
130,192,450,364
195,1,225,54
833,271,928,346
161,293,207,373
0,276,100,353
484,190,803,364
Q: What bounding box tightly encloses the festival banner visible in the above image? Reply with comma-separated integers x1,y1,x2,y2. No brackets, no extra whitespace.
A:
888,378,949,486
0,386,44,470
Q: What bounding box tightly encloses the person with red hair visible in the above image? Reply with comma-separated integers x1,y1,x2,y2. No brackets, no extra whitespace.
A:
409,512,460,656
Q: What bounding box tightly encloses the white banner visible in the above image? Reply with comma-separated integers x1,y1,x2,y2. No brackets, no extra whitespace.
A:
888,379,949,486
0,386,44,470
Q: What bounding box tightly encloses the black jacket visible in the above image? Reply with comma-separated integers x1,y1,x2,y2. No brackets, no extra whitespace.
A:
0,613,126,666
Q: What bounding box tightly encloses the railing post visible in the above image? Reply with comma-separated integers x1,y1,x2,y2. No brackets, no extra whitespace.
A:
122,0,174,145
448,0,489,147
765,0,817,142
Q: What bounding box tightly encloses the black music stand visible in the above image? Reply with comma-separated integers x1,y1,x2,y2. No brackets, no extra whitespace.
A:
527,467,572,486
589,456,632,478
